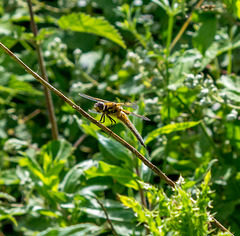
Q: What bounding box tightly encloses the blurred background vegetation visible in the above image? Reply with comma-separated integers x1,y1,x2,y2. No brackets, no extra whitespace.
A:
0,0,240,235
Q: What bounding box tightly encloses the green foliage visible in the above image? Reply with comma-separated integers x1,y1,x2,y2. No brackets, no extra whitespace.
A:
58,12,126,49
119,173,220,236
0,0,240,235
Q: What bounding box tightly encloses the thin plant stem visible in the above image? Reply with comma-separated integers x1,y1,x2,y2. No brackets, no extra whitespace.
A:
170,0,205,52
94,197,118,236
166,12,174,58
27,0,59,140
227,25,233,74
0,42,233,235
21,109,41,123
73,134,87,148
165,1,175,121
135,165,147,208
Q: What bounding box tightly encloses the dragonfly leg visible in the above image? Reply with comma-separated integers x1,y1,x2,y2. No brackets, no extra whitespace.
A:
100,113,105,123
106,115,116,137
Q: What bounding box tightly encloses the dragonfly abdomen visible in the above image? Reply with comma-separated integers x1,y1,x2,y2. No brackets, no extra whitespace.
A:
117,111,146,148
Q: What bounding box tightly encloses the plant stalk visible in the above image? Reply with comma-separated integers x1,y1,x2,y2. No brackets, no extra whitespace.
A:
27,0,59,140
170,0,205,51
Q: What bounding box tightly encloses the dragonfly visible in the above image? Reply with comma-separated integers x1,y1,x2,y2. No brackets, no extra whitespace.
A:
79,93,150,148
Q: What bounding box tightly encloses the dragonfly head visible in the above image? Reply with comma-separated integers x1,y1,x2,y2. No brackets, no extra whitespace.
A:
94,102,104,112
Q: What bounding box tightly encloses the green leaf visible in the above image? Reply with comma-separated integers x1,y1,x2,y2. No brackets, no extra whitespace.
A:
226,120,240,150
118,195,146,222
193,15,217,54
80,198,135,222
0,192,16,202
0,169,20,185
97,133,134,167
37,223,101,236
3,138,28,152
40,139,73,163
218,75,240,93
145,121,202,144
58,12,126,49
204,171,211,187
61,160,96,193
85,161,139,190
8,77,43,96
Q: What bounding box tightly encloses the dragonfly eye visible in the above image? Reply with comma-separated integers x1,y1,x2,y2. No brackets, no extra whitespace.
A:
94,102,104,111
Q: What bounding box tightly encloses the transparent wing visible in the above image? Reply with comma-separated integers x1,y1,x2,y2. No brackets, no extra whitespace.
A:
88,109,101,114
79,93,110,103
118,102,139,109
128,112,151,121
79,93,138,109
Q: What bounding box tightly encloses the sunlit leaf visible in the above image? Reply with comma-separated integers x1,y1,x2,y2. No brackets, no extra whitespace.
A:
85,161,139,190
37,223,101,236
193,15,217,54
58,12,126,49
97,133,134,167
145,121,201,144
0,192,16,202
0,169,20,185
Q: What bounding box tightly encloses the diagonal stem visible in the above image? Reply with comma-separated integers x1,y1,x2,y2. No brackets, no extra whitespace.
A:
94,197,118,236
170,0,205,52
27,0,59,140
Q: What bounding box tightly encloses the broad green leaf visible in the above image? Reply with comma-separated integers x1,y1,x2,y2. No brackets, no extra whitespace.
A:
8,77,43,96
97,133,134,167
73,115,98,138
0,169,20,185
85,161,139,190
80,198,135,222
226,120,240,150
47,190,68,202
218,75,240,93
145,121,201,144
41,139,73,163
19,157,46,184
169,49,202,86
193,15,217,54
61,160,96,193
118,195,146,222
37,223,101,236
3,138,28,152
58,12,126,49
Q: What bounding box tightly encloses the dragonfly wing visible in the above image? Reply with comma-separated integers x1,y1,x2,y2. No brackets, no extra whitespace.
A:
121,101,139,109
128,111,151,121
88,109,101,114
79,93,110,103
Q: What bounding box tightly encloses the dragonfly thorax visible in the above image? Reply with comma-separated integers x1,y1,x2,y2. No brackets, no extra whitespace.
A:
94,102,105,112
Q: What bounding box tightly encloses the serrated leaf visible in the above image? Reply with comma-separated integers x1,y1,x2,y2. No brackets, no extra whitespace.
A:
145,121,201,144
58,12,126,49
